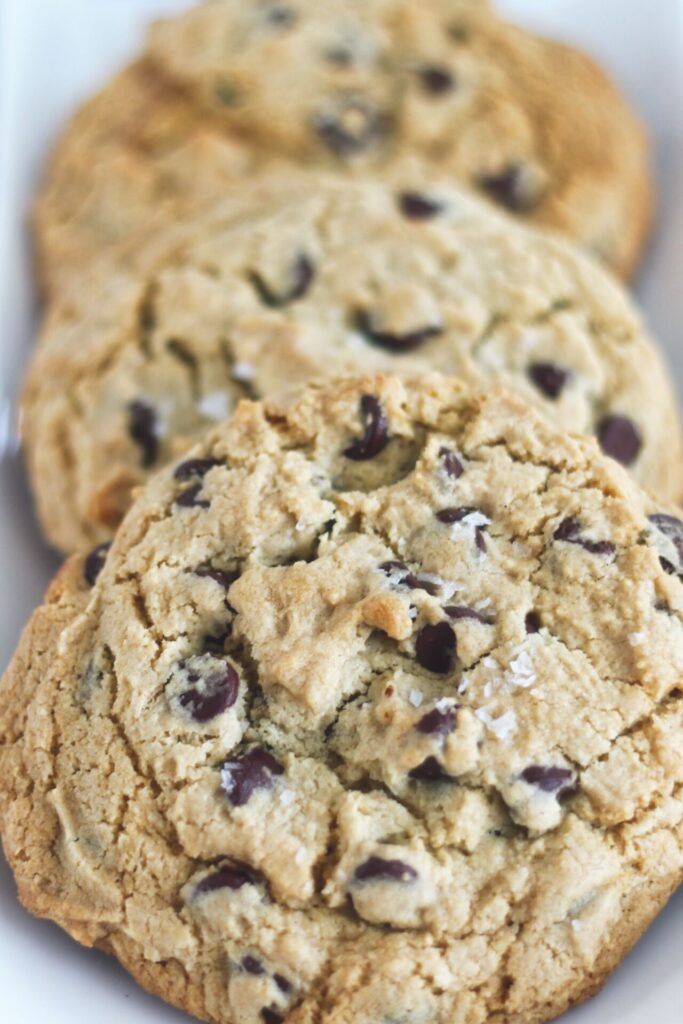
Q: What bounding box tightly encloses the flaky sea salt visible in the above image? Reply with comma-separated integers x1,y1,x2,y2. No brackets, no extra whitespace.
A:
279,789,296,807
435,697,457,712
628,632,646,647
232,361,255,381
475,706,517,740
409,689,424,708
198,390,232,422
295,518,307,532
294,846,307,865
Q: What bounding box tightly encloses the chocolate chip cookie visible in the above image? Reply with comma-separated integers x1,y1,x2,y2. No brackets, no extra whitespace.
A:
3,374,683,1024
23,178,682,553
36,0,652,297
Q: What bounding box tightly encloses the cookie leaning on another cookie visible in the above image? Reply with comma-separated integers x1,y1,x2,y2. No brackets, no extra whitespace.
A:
23,178,682,554
35,0,652,299
3,373,683,1024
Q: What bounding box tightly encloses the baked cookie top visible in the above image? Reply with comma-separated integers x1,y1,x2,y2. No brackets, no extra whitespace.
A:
36,0,651,297
2,374,683,1024
24,178,681,553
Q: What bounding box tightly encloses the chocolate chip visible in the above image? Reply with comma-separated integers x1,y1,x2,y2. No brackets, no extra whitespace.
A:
438,446,463,478
261,1010,284,1024
193,567,239,589
435,506,481,524
175,484,210,509
660,556,676,575
478,163,538,212
221,747,284,807
521,765,575,798
355,308,442,352
597,415,642,466
445,605,489,624
398,191,444,220
343,394,389,460
408,755,452,782
418,65,455,95
215,80,239,106
553,517,615,556
379,560,424,589
416,706,457,735
273,974,291,994
174,457,223,480
264,4,296,27
195,864,254,895
528,362,570,400
415,622,456,674
128,400,159,468
313,95,384,157
354,856,418,883
84,542,111,586
177,658,239,722
250,254,315,307
242,956,266,976
648,513,683,565
525,611,541,633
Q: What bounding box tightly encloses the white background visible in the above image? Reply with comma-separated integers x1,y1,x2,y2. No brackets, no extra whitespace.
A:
0,1,681,1020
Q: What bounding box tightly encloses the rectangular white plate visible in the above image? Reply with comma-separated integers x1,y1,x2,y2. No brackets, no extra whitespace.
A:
0,1,681,1020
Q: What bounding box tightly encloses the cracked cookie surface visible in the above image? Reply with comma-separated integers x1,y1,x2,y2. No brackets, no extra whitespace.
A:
3,374,683,1024
24,178,682,553
36,0,651,297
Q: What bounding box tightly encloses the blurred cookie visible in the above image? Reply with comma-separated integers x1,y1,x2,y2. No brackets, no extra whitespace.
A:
23,179,681,553
3,374,683,1024
36,0,652,296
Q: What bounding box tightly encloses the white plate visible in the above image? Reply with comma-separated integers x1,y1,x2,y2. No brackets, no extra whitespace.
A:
0,1,682,1020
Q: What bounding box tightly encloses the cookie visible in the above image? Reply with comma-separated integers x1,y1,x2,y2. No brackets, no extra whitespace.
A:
32,60,265,301
22,178,682,554
3,373,683,1024
36,0,652,297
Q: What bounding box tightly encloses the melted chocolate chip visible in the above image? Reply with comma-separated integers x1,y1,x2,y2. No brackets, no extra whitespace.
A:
354,856,418,883
250,254,315,307
314,95,384,157
648,513,683,565
416,706,457,735
195,864,254,895
193,567,239,589
521,765,575,797
528,362,570,400
84,542,111,586
128,400,159,468
343,394,389,460
174,457,223,480
553,517,615,556
242,956,266,976
355,308,442,352
408,755,452,782
175,484,210,509
379,560,420,589
398,191,444,220
418,65,455,95
478,163,537,212
660,556,676,575
273,974,291,994
177,659,239,722
435,506,481,524
264,4,296,27
525,611,541,634
445,605,489,624
261,1010,284,1024
415,622,456,674
222,748,284,807
597,414,642,466
439,446,463,478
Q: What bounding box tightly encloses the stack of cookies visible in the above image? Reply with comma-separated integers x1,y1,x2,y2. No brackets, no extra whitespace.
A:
2,4,682,1024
